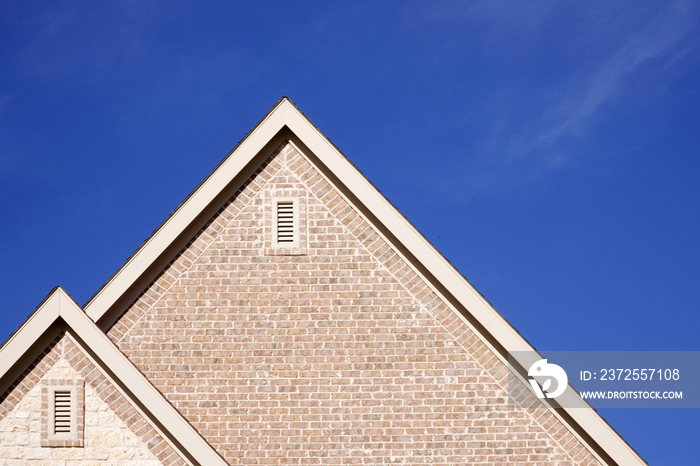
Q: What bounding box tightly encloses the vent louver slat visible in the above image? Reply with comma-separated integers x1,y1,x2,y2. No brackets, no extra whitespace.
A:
277,202,294,243
54,391,71,434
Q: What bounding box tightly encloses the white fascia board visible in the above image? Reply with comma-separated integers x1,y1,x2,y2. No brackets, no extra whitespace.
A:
0,289,61,380
84,102,290,321
282,103,646,466
60,291,228,466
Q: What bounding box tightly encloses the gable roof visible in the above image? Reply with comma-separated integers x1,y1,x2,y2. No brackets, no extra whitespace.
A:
0,287,228,466
2,98,646,465
89,97,645,465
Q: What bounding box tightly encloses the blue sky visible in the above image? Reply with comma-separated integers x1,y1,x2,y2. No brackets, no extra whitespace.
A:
1,1,698,463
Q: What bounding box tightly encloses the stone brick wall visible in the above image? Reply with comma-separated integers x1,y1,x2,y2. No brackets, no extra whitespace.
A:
0,334,186,466
108,141,604,465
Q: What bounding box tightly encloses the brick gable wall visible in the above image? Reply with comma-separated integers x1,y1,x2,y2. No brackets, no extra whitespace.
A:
108,141,603,465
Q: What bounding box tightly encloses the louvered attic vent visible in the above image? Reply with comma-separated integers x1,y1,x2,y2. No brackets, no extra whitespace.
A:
268,195,305,254
277,201,294,243
54,390,72,434
41,379,84,447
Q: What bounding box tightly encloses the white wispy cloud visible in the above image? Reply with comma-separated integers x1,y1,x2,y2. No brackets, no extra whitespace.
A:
418,1,699,199
539,1,699,147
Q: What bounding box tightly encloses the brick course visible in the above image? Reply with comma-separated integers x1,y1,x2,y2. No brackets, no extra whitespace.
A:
109,141,603,465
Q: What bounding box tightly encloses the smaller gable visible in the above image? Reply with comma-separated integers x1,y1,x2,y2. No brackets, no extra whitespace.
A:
1,353,161,464
0,287,228,466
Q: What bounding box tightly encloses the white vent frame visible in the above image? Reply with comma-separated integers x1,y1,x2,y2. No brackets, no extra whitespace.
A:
41,379,84,447
266,191,307,255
